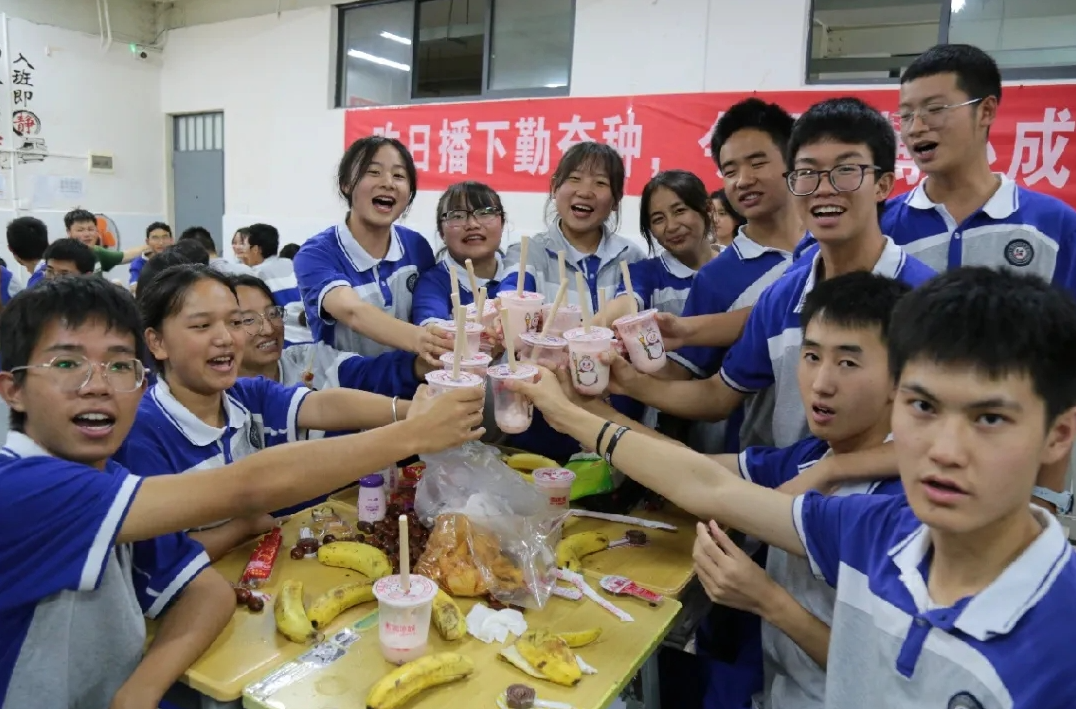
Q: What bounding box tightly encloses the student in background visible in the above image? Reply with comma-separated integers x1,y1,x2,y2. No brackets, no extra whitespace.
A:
63,208,144,273
279,243,300,260
135,247,201,295
232,227,251,265
412,181,528,327
6,216,48,287
128,222,174,289
0,276,481,708
43,239,97,279
116,264,438,560
171,238,211,266
294,136,447,363
180,226,253,276
710,188,746,251
0,259,22,306
245,222,312,345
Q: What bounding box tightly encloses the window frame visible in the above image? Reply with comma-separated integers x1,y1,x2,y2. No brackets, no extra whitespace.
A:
335,0,575,108
804,0,1076,85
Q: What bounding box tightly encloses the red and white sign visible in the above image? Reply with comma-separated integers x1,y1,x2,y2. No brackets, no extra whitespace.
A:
344,86,1076,204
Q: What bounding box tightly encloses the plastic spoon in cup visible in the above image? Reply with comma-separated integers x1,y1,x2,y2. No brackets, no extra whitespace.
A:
516,236,530,296
474,286,486,323
399,514,410,594
501,307,518,372
451,293,464,380
465,258,480,300
449,261,460,304
619,261,637,314
557,250,567,287
576,271,592,333
540,282,568,337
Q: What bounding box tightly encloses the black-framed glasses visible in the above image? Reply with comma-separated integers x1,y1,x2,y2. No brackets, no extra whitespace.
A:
785,164,879,197
896,98,984,131
10,354,145,393
240,307,287,333
440,207,502,228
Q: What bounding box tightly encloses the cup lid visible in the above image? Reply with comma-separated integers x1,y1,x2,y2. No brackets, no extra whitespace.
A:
359,473,385,488
425,369,484,387
563,326,614,342
467,300,498,313
519,333,568,348
373,574,437,606
544,302,581,313
487,362,539,380
613,308,659,328
438,319,484,334
533,467,576,484
501,290,544,303
439,352,493,367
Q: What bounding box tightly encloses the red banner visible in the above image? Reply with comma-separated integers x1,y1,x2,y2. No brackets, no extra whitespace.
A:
345,86,1076,203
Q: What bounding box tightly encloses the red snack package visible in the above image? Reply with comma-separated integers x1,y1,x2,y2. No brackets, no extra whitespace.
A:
239,527,282,588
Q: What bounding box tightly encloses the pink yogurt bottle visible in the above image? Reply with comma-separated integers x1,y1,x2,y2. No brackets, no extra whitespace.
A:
613,308,667,373
373,574,438,665
486,363,539,434
564,326,614,396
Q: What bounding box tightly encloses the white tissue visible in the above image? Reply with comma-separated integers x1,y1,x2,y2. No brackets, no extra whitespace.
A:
466,603,528,644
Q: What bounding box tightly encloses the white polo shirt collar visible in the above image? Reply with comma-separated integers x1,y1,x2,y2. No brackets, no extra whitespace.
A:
149,378,249,447
659,250,698,279
794,235,905,314
905,173,1019,220
440,252,506,293
333,220,405,273
730,226,793,261
3,431,53,458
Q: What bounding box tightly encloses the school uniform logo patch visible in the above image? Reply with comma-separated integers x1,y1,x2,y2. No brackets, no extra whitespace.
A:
406,273,419,292
1004,238,1034,267
248,421,264,450
948,692,984,709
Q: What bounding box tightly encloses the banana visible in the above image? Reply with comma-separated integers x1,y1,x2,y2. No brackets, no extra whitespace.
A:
505,452,558,473
555,531,610,571
431,589,467,641
317,541,392,580
274,580,320,644
306,581,375,629
365,652,475,709
514,629,582,686
557,627,602,648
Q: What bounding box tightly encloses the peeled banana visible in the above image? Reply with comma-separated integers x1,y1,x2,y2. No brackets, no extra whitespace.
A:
306,581,375,629
555,531,610,571
513,629,583,686
504,452,558,473
431,589,467,641
274,580,320,644
317,541,391,580
365,652,475,709
557,627,602,648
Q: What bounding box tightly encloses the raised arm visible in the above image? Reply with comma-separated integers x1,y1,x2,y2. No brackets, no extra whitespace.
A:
609,353,745,421
298,387,410,431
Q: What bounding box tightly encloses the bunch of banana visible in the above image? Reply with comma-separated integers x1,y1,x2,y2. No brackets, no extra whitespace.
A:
555,531,610,571
431,589,467,641
317,541,392,580
499,629,583,686
274,580,321,644
365,652,475,709
557,627,602,648
307,581,375,629
504,452,558,476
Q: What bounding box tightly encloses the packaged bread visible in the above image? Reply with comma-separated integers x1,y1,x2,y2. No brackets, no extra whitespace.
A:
415,513,525,597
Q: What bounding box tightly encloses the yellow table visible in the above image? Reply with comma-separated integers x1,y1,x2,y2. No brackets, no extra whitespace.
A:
242,594,682,709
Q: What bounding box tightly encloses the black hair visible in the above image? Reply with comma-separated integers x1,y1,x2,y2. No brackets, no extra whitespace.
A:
549,141,625,230
232,273,276,306
901,44,1002,105
146,221,172,239
43,238,96,275
800,271,911,343
279,243,300,260
233,227,251,242
434,181,506,260
889,267,1076,423
6,216,48,262
337,135,418,207
1,275,143,431
136,249,194,296
170,238,211,265
179,226,216,256
711,188,746,228
639,170,714,255
711,99,795,168
63,208,97,230
0,257,6,269
138,264,238,370
246,223,280,258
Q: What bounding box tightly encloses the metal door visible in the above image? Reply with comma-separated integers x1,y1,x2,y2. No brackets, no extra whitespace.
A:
172,112,225,252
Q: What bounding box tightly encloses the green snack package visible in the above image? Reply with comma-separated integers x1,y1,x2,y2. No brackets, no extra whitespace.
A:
565,452,620,500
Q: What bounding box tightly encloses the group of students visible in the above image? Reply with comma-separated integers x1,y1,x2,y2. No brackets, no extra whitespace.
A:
1,40,1075,709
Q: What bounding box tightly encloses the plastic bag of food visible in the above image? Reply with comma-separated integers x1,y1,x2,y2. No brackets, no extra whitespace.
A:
414,442,561,609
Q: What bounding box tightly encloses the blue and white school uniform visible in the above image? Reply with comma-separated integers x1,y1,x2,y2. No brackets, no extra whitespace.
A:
411,253,513,326
882,174,1076,294
794,494,1076,707
277,341,421,397
0,432,209,708
127,253,149,286
720,237,935,449
739,436,903,709
1,266,23,305
25,261,44,288
255,255,312,345
614,250,698,317
295,222,435,357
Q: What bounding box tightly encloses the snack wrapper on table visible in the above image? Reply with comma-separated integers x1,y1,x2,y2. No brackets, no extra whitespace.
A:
415,443,562,609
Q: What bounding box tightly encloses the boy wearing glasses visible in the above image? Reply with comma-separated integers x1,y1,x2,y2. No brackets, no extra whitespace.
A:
245,223,312,345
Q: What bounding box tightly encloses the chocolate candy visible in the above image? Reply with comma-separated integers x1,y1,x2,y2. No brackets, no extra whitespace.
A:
289,547,306,561
626,530,647,545
505,684,536,709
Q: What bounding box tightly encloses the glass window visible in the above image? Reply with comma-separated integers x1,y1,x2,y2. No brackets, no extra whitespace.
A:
948,0,1076,72
413,0,485,99
339,1,415,107
488,0,573,92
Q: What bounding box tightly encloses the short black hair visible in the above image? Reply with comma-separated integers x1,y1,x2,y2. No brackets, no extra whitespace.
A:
279,243,300,260
787,97,897,173
435,181,505,236
170,238,210,265
710,188,746,228
1,275,143,431
549,141,625,230
179,226,216,256
43,238,96,274
901,44,1002,105
63,208,97,230
640,170,714,254
338,136,418,207
136,248,195,296
800,271,911,342
146,221,172,238
232,273,276,305
139,264,238,370
246,223,280,258
6,216,48,261
711,98,795,168
889,267,1076,423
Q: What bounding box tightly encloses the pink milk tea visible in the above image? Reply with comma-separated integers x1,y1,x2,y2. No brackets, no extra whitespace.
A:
467,299,500,353
564,326,614,396
437,319,484,358
613,308,667,373
540,303,583,337
439,352,493,380
518,333,569,370
373,574,437,665
500,291,545,346
424,369,485,398
486,363,539,434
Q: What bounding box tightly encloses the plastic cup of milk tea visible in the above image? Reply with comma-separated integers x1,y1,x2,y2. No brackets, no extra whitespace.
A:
499,291,545,346
439,351,493,379
518,333,569,369
436,319,484,358
613,308,667,373
424,368,485,397
486,362,539,434
540,302,582,338
564,326,614,396
532,467,576,510
373,574,438,665
467,300,500,353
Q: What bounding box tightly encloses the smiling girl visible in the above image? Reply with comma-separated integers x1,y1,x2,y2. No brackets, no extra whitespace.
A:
115,264,429,560
710,188,747,251
295,136,450,365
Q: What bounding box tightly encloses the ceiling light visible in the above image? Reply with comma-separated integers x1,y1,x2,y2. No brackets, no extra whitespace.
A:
951,0,965,12
349,49,411,72
545,83,567,88
380,31,412,45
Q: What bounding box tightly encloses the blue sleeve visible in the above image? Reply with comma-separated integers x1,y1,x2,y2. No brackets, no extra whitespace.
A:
230,377,311,446
128,256,145,286
294,239,351,325
737,445,803,489
792,234,818,261
1056,217,1076,298
413,233,436,272
334,350,421,398
0,458,142,608
899,256,937,288
670,264,735,377
613,260,651,311
131,533,210,619
1,269,16,305
411,267,451,326
718,287,780,393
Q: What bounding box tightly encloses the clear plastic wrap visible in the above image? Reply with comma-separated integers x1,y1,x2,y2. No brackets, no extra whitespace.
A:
414,442,563,609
